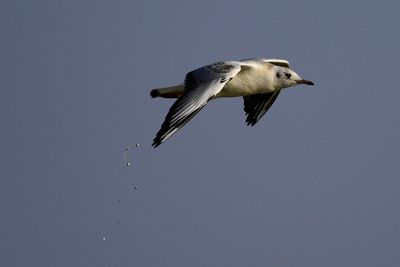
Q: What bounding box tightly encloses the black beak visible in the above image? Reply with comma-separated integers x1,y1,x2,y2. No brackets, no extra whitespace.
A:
297,79,314,86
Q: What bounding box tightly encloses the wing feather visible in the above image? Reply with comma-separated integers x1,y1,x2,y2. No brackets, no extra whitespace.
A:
152,61,241,147
243,91,281,126
261,59,291,68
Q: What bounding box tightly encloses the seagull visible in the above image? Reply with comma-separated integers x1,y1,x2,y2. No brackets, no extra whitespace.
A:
151,58,314,147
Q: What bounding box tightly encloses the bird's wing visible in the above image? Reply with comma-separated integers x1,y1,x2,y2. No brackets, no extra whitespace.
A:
152,61,242,147
243,91,281,126
261,59,291,68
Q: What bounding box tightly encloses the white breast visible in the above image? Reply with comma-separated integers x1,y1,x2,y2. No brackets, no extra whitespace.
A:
215,62,277,98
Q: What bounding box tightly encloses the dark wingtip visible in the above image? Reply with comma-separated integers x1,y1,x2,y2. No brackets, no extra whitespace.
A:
150,89,160,98
245,118,257,127
152,137,162,148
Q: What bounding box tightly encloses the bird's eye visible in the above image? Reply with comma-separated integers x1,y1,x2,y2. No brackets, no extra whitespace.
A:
276,73,281,78
284,72,291,79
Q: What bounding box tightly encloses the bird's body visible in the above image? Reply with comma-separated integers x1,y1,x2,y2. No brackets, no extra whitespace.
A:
216,60,277,97
151,58,314,147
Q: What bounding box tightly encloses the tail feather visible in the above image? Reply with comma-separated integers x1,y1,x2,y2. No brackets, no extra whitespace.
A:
150,89,160,98
150,85,184,99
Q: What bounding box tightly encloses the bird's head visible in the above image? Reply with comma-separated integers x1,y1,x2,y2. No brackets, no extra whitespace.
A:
274,67,314,89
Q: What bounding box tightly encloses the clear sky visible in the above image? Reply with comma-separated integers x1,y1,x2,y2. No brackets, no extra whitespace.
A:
1,0,400,266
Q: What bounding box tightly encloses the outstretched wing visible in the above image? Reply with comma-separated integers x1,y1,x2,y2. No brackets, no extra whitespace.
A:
243,91,281,126
152,61,242,147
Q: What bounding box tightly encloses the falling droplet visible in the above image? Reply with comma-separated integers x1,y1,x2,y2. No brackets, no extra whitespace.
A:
102,236,106,241
135,143,140,148
125,146,130,151
134,186,138,190
126,162,131,166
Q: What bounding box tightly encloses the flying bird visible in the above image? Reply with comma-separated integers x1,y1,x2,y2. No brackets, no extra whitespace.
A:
151,58,314,147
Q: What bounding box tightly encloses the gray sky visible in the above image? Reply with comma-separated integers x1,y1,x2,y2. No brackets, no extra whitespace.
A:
1,0,400,266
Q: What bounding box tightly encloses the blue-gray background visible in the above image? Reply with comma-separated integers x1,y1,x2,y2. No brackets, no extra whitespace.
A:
1,0,400,266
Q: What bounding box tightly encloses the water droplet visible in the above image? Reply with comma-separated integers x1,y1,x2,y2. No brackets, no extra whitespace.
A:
135,143,140,148
126,162,131,166
102,236,106,241
125,146,130,151
134,186,138,190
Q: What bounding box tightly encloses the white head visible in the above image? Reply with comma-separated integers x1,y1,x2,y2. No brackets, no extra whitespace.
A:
274,66,314,89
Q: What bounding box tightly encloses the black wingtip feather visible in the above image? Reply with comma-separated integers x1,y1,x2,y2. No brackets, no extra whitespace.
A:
245,118,257,126
152,140,161,148
243,91,280,127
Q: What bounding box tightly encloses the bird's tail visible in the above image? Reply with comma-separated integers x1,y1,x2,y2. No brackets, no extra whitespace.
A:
150,85,184,99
